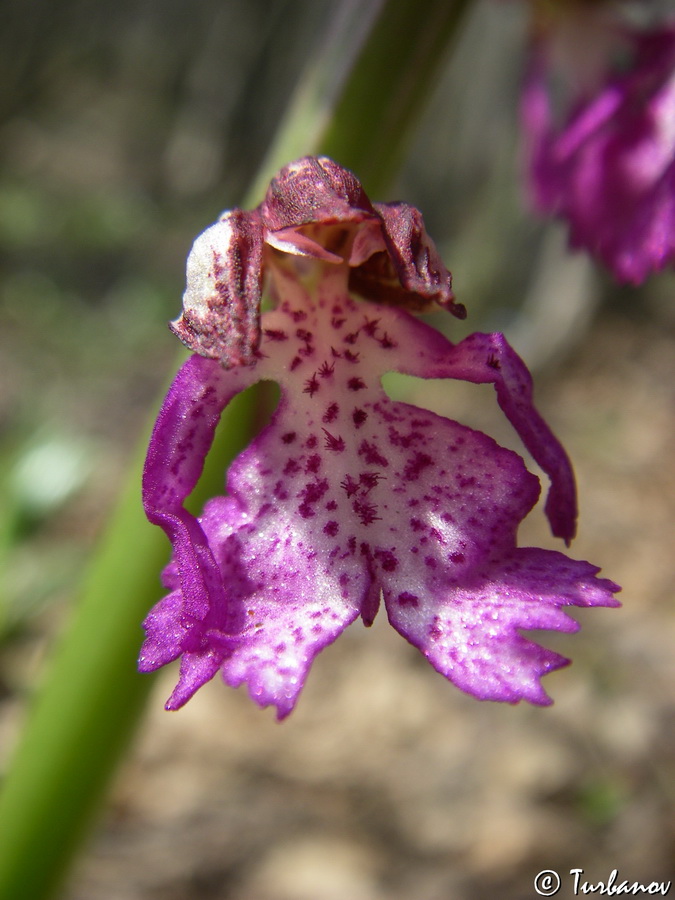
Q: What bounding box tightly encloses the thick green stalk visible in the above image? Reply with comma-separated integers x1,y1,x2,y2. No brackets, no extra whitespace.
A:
249,0,472,197
0,2,472,898
0,390,256,900
319,0,473,194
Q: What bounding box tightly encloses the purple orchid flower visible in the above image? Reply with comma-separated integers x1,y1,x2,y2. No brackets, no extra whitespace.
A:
521,15,675,284
141,156,619,719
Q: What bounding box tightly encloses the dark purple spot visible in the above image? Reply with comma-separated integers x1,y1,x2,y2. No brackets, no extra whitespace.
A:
281,432,296,444
347,377,366,392
290,356,302,371
306,435,318,449
263,328,287,341
323,428,345,452
388,427,423,449
409,517,424,532
370,401,391,420
403,452,434,480
273,480,288,500
353,498,380,526
283,458,300,476
449,552,465,564
323,521,339,536
362,317,379,336
378,332,396,349
303,375,320,397
424,556,437,568
428,617,442,639
300,479,329,504
398,591,419,608
347,536,356,553
359,471,383,492
298,478,329,517
323,402,339,423
296,328,313,342
292,310,307,322
344,349,360,363
430,527,445,544
331,347,342,359
358,440,388,467
305,454,321,473
318,360,335,378
344,331,359,345
326,499,338,511
487,353,501,369
341,475,359,498
331,317,346,329
352,408,367,428
375,549,398,572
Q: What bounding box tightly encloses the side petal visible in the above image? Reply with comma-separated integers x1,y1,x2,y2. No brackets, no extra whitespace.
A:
170,208,264,367
400,330,578,544
385,547,620,705
142,354,259,618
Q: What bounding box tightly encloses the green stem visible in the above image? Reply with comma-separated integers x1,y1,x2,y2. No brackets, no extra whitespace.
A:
0,2,473,898
249,0,472,198
0,390,257,900
319,0,473,194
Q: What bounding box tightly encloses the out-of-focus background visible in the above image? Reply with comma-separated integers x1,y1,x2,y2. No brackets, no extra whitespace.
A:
1,1,674,898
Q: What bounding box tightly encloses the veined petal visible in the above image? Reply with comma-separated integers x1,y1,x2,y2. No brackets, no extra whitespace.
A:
372,201,465,316
170,208,264,366
261,156,376,232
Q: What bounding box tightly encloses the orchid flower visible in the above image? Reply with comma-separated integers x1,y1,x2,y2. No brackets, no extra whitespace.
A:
140,156,618,719
521,10,675,284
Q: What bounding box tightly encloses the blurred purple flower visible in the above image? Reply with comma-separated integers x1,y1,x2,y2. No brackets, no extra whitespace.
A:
141,156,618,718
521,16,675,283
